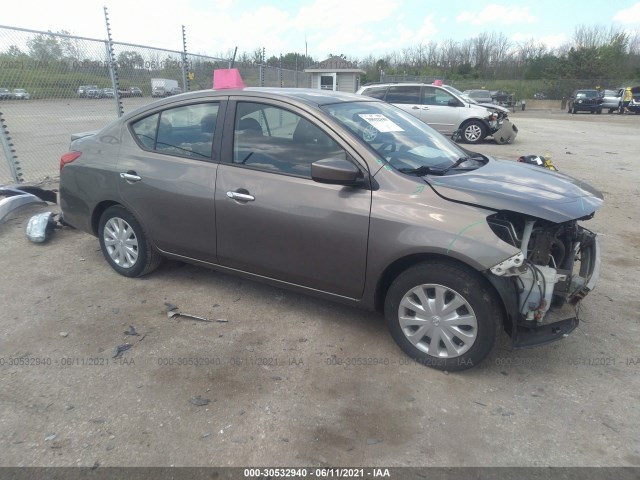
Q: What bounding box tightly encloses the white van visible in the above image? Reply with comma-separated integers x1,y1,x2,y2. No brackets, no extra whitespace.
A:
356,83,517,144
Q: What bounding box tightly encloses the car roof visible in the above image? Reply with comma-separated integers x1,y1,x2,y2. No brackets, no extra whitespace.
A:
121,88,381,121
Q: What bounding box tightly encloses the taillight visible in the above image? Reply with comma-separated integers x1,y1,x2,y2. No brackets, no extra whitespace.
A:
60,151,82,172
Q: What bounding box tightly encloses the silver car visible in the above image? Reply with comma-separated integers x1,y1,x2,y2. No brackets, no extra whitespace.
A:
12,88,30,100
59,88,601,371
356,83,517,145
601,89,622,113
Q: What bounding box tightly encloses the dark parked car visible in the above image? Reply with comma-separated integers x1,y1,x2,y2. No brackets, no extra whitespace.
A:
0,88,12,100
462,89,494,104
567,89,603,114
626,86,640,114
491,90,513,106
59,88,602,371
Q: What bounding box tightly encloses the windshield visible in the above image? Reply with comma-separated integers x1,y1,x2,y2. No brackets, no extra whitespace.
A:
442,85,477,104
321,101,469,172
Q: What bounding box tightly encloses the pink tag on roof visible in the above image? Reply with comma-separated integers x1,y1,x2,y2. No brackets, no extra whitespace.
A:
213,68,246,89
433,79,443,86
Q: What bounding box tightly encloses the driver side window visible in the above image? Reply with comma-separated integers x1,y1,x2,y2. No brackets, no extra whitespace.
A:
232,102,346,177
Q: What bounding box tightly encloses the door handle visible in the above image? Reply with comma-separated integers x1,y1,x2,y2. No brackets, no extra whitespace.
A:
226,191,255,202
411,106,420,110
120,172,142,182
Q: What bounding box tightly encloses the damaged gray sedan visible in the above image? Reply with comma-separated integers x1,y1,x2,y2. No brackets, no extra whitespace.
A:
59,88,601,371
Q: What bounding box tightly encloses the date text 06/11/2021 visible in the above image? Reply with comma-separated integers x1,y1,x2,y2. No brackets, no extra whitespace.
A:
243,468,391,477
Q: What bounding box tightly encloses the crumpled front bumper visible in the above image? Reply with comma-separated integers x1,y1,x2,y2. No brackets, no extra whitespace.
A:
513,231,601,348
493,119,518,144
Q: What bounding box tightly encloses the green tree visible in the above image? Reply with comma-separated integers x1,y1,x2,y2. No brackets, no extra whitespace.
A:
27,33,63,63
5,45,24,57
117,51,145,69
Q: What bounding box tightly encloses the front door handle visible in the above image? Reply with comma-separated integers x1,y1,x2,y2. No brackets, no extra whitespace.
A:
120,171,142,182
226,191,255,202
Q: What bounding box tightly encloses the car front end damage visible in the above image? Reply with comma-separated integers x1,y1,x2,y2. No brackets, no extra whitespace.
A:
486,212,600,347
485,106,517,144
426,157,602,349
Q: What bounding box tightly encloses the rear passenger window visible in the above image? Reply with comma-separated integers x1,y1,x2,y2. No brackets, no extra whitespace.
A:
130,103,219,160
232,102,346,177
385,86,421,104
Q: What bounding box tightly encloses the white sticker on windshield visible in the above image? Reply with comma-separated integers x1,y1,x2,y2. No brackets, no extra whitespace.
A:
358,114,404,132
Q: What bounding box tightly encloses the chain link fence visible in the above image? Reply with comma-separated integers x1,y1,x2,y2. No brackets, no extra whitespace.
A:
0,25,312,185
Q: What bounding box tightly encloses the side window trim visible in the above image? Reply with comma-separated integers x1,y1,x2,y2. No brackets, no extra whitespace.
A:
128,100,226,163
220,97,371,181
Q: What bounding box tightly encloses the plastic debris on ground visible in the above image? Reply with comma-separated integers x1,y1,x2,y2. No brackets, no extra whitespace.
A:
26,212,61,243
517,154,558,171
165,303,228,323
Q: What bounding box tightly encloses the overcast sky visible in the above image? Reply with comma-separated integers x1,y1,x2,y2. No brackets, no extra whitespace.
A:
2,0,640,59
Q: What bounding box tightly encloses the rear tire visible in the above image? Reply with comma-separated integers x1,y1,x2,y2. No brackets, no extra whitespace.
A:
384,261,502,371
98,206,161,278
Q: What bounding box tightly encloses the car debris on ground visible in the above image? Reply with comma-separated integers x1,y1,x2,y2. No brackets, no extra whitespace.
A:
165,303,229,323
25,211,62,243
0,185,56,223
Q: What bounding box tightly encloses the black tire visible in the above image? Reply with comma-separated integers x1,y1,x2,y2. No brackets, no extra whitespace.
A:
384,261,502,372
461,120,485,144
98,205,161,278
572,107,577,114
596,108,602,114
608,108,615,114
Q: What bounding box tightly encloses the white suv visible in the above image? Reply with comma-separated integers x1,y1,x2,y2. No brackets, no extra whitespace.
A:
356,83,517,144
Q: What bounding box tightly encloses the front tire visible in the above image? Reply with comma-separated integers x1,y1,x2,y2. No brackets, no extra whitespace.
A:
461,120,485,144
98,206,161,277
384,261,502,371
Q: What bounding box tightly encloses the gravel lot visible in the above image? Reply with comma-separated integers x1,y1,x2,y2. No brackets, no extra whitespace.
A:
1,107,639,468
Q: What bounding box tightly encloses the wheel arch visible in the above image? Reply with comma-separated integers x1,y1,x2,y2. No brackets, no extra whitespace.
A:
373,254,508,330
91,200,122,235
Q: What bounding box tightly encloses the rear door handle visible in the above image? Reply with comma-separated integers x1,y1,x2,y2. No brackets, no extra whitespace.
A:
226,191,255,202
120,172,142,182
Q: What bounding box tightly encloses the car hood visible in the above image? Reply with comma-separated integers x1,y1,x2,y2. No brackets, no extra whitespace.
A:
477,102,510,114
425,157,603,223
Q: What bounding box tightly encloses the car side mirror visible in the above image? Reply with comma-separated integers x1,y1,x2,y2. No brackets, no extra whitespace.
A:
311,157,362,186
448,99,459,107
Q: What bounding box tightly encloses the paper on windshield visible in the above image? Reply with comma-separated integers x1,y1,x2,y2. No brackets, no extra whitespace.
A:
358,114,404,132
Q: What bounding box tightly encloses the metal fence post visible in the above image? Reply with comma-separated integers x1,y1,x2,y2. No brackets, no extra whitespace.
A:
0,112,23,184
103,7,124,117
181,25,189,92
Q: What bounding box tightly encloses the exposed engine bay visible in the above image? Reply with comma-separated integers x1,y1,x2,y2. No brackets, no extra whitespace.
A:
487,211,600,327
